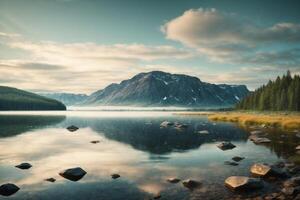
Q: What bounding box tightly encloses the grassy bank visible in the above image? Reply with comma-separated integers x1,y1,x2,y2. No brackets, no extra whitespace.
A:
207,111,300,130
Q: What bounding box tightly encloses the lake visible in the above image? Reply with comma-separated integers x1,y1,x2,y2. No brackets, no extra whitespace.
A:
0,111,299,200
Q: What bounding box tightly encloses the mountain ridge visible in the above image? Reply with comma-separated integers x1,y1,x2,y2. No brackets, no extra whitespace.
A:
82,71,249,107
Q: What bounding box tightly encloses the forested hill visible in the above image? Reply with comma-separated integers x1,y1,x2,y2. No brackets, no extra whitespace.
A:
0,86,66,111
236,71,300,111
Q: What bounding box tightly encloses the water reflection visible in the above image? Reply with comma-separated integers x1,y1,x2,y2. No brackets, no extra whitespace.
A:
0,112,297,200
0,115,65,138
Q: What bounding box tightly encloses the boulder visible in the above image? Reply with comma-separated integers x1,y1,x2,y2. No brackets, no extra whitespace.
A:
167,178,181,183
296,145,300,150
225,176,263,191
67,125,79,132
160,121,174,127
217,142,236,151
0,183,20,196
59,167,87,181
15,162,32,170
182,179,201,189
232,156,245,162
250,163,288,178
224,161,239,166
90,140,100,144
250,164,271,177
111,174,120,179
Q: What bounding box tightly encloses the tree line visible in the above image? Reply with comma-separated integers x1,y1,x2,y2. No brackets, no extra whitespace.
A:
236,71,300,111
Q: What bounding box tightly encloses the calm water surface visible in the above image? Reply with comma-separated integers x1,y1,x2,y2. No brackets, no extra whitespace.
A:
0,111,299,200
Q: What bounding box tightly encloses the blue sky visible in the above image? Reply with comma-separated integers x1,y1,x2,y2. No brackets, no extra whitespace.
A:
0,0,300,94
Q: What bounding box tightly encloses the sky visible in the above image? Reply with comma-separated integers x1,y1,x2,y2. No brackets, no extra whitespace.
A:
0,0,300,94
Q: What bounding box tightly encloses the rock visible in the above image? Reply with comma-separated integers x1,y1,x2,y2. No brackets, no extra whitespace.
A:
250,164,271,177
0,183,20,196
296,133,300,138
281,186,300,196
284,176,300,187
111,174,120,179
45,178,56,182
160,121,174,127
67,125,79,132
281,187,295,196
250,130,263,135
252,137,271,144
217,142,236,151
250,163,288,178
59,167,87,181
175,124,188,129
225,176,263,191
90,140,100,144
15,162,32,169
285,162,296,168
296,145,300,150
224,161,239,166
198,130,209,135
153,194,161,199
167,178,180,183
182,179,201,189
289,167,300,175
232,156,245,162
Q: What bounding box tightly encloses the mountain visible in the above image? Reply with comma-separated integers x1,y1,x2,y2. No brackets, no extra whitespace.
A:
83,71,249,107
0,86,66,110
237,71,300,111
38,93,88,106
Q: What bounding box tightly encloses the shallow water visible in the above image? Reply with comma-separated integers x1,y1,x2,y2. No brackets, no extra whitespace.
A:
0,111,299,200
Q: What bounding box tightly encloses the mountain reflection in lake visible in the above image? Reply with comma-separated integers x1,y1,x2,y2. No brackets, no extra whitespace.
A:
0,111,295,200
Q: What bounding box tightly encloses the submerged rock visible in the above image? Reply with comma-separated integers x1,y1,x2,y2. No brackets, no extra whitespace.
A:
225,176,263,191
90,140,100,144
232,156,245,162
167,178,181,183
45,178,56,183
67,125,79,132
224,161,239,166
160,121,174,127
59,167,87,181
111,174,120,179
15,162,32,170
182,179,201,189
0,183,20,196
217,142,236,151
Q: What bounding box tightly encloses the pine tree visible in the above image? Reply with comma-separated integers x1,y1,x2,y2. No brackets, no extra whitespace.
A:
236,71,300,111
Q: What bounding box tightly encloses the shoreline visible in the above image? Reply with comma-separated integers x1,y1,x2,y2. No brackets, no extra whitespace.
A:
176,111,300,131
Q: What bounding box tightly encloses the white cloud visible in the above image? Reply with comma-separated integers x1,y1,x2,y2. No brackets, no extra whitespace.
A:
162,8,300,47
162,8,300,66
